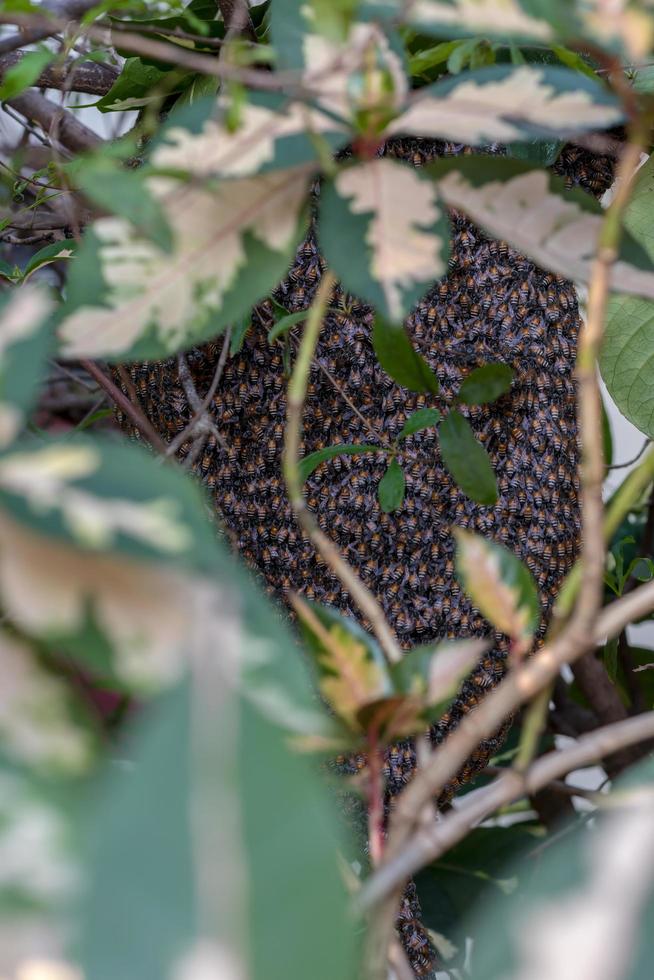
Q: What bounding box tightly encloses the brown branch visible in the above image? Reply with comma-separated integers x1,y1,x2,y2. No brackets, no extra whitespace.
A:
0,51,118,95
216,0,258,43
80,360,168,455
7,90,102,153
358,709,654,914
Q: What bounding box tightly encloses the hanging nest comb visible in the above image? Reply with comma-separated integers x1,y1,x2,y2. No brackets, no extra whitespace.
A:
115,138,614,975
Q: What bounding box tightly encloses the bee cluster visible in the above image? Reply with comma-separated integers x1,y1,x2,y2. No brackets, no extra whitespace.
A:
116,139,614,976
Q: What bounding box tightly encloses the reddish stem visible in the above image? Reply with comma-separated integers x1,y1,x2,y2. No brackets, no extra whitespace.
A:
367,727,385,867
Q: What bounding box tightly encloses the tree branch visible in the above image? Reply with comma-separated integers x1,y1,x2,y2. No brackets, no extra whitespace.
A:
359,709,654,914
0,51,118,95
7,90,102,153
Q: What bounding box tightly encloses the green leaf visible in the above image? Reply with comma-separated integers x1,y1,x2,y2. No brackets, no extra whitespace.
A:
0,286,54,450
299,442,382,482
378,457,405,513
96,57,179,112
389,65,622,145
600,156,654,437
549,43,598,79
58,167,310,362
372,316,440,394
21,239,77,281
268,309,308,343
80,673,356,980
0,48,55,100
230,313,251,354
439,410,498,505
74,159,173,252
320,159,450,322
427,156,654,300
408,39,462,78
459,363,513,405
398,406,442,439
455,528,540,653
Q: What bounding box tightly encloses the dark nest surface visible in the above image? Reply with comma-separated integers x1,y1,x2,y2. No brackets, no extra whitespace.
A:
116,139,615,975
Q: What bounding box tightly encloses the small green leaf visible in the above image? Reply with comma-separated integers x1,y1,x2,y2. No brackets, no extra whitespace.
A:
455,528,540,654
268,309,308,343
0,48,54,100
21,239,77,281
299,443,382,482
398,407,442,439
408,40,461,78
459,363,513,405
439,410,498,505
96,57,178,112
372,317,440,394
377,458,405,513
230,313,251,355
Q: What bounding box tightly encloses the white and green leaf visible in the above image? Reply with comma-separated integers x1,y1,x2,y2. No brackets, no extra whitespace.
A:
0,631,95,775
152,93,349,179
429,157,654,300
362,0,560,42
57,168,311,361
320,158,450,321
0,287,53,450
389,65,623,145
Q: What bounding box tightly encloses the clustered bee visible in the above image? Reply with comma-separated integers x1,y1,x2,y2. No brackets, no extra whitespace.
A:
115,137,615,977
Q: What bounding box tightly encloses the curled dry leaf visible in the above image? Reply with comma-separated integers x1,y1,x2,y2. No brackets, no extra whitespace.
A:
389,65,623,145
320,158,449,321
0,631,94,775
434,162,654,300
58,169,311,362
0,511,192,691
455,528,539,657
0,287,53,449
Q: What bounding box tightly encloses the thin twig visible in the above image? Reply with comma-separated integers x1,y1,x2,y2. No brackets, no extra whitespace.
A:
167,329,231,457
282,270,403,667
608,438,651,470
80,359,168,455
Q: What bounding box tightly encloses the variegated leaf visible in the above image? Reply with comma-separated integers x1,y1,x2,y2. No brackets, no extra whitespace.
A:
0,630,94,775
455,528,540,656
294,599,393,730
0,509,193,691
388,65,623,145
152,93,348,179
320,158,449,320
58,169,310,361
0,287,53,449
364,0,654,58
430,157,654,300
362,0,558,40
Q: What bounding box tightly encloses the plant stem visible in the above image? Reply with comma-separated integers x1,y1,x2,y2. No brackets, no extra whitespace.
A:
282,271,403,666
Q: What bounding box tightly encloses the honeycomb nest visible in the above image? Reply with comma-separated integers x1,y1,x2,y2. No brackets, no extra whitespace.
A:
116,139,614,976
